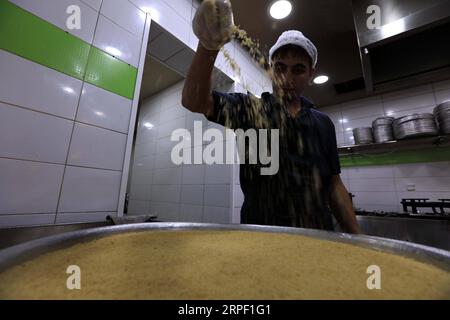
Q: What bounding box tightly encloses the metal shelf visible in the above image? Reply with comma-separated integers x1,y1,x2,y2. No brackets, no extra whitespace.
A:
338,135,450,156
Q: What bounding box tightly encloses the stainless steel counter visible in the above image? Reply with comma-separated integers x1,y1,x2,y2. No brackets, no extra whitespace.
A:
355,216,450,251
0,222,113,250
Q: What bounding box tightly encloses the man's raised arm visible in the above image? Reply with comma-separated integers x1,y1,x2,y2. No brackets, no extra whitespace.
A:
181,0,234,117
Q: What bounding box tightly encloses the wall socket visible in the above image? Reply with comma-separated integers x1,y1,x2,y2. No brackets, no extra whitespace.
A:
407,184,416,191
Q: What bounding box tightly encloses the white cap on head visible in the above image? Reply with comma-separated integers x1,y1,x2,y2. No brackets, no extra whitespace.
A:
269,30,318,68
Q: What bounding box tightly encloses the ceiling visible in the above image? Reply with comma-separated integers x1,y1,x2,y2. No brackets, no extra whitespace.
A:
142,0,369,107
140,55,184,101
140,21,234,102
228,0,369,107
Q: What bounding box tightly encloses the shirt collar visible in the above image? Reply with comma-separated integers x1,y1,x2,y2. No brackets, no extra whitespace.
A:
262,92,314,117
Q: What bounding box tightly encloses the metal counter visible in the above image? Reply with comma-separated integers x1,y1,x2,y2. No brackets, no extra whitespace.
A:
355,215,450,251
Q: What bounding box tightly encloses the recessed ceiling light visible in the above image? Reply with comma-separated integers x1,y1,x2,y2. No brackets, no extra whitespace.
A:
313,75,329,85
269,0,292,20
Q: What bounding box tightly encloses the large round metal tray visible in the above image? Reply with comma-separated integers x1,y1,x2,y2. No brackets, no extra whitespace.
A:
394,113,435,125
0,223,449,273
373,116,394,127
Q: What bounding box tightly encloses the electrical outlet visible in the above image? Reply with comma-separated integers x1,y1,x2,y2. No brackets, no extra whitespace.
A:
407,184,416,191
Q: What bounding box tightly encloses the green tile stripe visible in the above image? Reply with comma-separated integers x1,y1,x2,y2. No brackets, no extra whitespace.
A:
0,0,90,80
85,47,137,99
0,0,137,99
340,146,450,168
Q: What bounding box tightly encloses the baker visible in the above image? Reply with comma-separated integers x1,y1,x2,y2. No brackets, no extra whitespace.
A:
182,0,361,234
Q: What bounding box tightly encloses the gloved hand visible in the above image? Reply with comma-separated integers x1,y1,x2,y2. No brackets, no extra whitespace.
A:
192,0,235,51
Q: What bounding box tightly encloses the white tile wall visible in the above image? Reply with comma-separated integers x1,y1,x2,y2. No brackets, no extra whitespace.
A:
204,185,230,207
101,0,146,38
160,103,188,122
133,154,156,171
2,0,271,225
150,185,181,203
154,152,179,169
341,97,384,120
158,117,186,138
1,0,152,227
393,162,450,178
433,80,450,105
182,165,205,184
55,212,114,224
130,167,153,185
67,123,127,171
180,204,203,222
203,206,230,224
164,0,192,22
347,166,395,179
128,199,150,214
395,177,450,192
181,185,204,205
80,0,103,12
149,201,180,221
131,0,190,46
131,183,150,201
349,178,397,192
58,166,122,212
0,214,56,228
128,80,234,223
352,191,399,207
153,167,182,185
343,115,384,132
205,164,232,184
337,162,450,212
10,0,99,44
135,126,158,146
0,158,64,214
0,50,83,119
93,15,142,67
77,83,132,134
383,91,435,115
0,102,73,163
434,89,450,105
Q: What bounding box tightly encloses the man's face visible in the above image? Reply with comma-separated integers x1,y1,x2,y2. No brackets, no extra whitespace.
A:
271,51,315,104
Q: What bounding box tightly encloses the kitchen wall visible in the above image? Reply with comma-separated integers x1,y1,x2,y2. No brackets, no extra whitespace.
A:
128,80,237,223
0,0,146,227
320,79,450,213
0,0,271,227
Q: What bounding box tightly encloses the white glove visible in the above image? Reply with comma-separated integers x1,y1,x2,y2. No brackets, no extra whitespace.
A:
192,0,235,51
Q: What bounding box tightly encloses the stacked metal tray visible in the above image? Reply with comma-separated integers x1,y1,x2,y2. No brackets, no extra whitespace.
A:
372,116,395,143
352,127,374,144
393,113,438,140
434,101,450,135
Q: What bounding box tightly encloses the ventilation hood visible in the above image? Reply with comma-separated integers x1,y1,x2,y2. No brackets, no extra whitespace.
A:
352,0,450,92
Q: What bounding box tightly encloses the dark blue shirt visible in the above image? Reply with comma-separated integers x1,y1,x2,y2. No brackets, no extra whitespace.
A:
208,91,341,230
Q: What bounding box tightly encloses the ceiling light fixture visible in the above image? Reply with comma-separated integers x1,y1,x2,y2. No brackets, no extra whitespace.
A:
269,0,292,20
313,75,329,85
